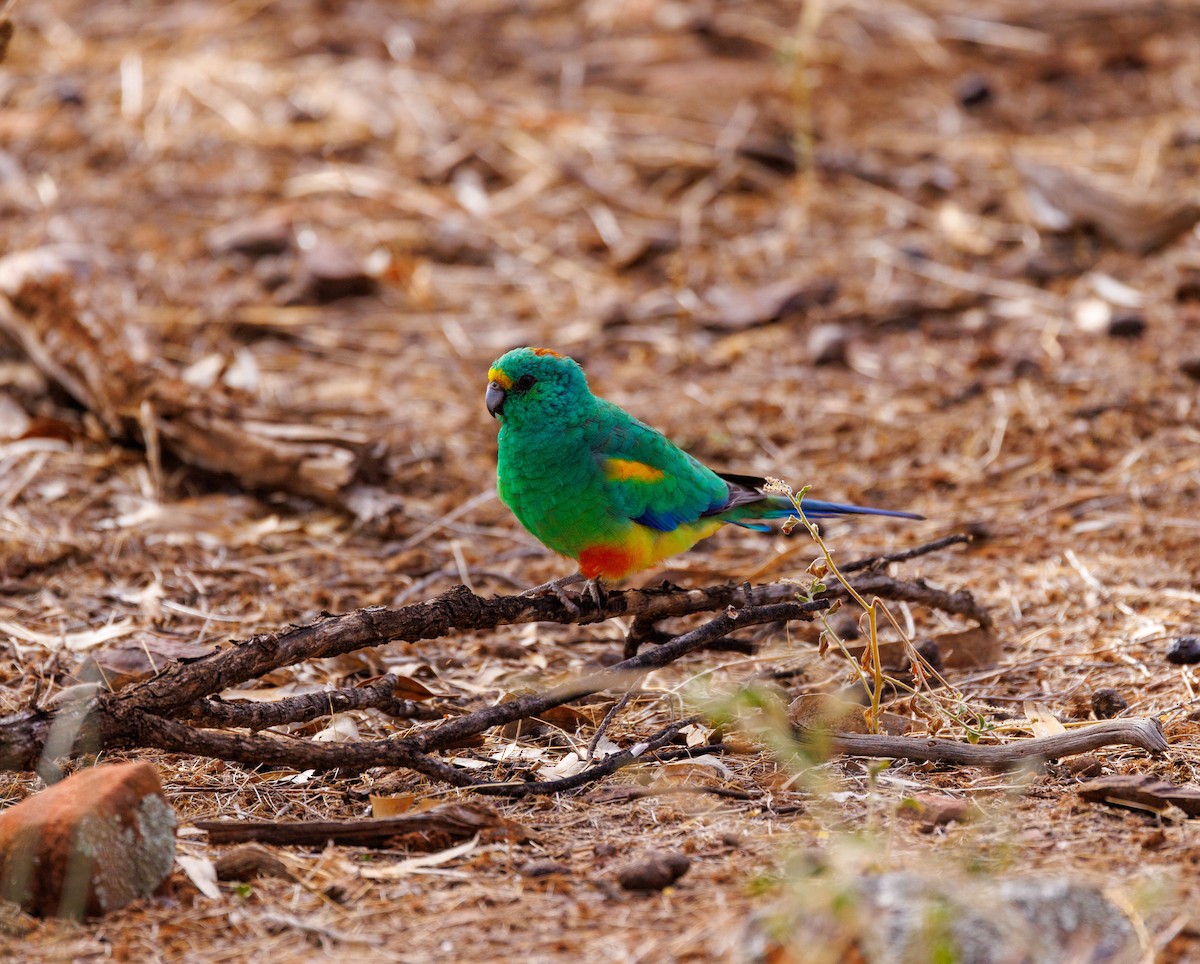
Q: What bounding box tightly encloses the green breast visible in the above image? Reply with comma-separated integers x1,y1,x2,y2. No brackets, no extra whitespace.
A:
497,421,626,560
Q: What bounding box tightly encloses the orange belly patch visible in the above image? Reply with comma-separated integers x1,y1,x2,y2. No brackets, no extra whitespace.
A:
579,544,643,581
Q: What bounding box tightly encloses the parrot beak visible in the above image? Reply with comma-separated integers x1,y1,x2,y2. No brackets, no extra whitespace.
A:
486,381,506,418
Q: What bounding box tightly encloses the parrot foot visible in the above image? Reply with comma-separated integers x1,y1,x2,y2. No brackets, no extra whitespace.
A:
584,578,607,614
521,572,585,615
520,573,607,619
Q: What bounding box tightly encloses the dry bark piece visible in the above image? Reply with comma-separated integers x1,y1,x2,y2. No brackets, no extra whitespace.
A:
0,762,176,918
925,627,1002,670
698,277,837,331
281,238,378,303
787,694,868,734
213,844,294,882
0,268,387,515
616,851,691,891
1062,756,1103,778
1016,158,1200,254
1077,774,1200,817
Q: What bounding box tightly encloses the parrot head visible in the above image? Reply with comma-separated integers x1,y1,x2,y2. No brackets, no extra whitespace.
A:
486,347,589,426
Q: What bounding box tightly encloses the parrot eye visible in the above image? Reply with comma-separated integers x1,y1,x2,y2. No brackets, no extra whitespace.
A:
515,374,536,391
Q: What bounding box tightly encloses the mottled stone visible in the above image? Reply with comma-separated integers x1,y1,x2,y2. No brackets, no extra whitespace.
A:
0,762,177,918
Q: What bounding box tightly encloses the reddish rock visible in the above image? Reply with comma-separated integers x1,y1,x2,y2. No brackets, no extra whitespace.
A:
0,762,176,918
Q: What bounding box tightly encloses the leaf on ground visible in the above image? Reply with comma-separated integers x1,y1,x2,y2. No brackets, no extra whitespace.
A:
1023,702,1067,738
353,834,480,880
177,855,222,899
369,793,415,818
312,713,359,743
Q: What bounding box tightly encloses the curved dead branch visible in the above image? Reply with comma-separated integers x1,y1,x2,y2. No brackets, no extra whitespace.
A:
820,717,1168,766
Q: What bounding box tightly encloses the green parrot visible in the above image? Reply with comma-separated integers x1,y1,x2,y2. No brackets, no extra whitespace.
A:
486,347,921,582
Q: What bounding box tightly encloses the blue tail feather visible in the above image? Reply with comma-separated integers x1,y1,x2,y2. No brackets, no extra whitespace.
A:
748,497,926,521
773,498,923,521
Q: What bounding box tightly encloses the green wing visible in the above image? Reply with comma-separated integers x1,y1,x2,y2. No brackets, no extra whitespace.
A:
586,399,730,531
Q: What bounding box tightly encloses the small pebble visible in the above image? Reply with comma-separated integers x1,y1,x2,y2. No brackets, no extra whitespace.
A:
1166,636,1200,665
1180,358,1200,383
955,73,993,108
1012,357,1042,380
1090,688,1128,719
617,851,691,891
1107,314,1146,339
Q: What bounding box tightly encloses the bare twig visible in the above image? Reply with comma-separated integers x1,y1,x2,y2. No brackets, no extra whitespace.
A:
841,533,977,574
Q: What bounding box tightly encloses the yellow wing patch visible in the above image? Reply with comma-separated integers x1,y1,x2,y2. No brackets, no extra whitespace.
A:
604,458,665,484
487,367,513,390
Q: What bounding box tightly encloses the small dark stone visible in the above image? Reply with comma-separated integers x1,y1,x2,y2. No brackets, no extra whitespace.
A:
1107,314,1146,339
55,82,85,107
956,73,993,108
617,851,691,891
1180,358,1200,383
1012,357,1042,380
1174,277,1200,302
1167,636,1200,665
1090,688,1128,719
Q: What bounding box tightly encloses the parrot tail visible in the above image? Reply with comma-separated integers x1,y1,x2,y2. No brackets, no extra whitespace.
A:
710,472,923,531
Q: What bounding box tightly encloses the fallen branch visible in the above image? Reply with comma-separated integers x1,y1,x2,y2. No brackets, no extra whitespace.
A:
819,717,1168,766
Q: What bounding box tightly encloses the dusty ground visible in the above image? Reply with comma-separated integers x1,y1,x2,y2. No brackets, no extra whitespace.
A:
2,0,1200,960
